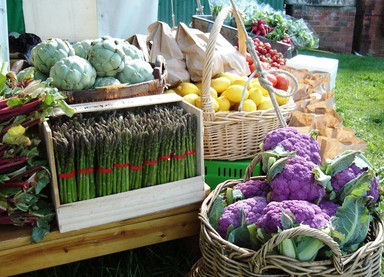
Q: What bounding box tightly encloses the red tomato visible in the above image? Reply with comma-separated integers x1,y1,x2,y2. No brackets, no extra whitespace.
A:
266,73,277,87
275,73,290,91
246,52,254,65
249,63,256,73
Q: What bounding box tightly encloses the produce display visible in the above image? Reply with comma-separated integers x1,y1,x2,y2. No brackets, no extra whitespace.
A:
50,105,198,204
245,37,287,69
208,127,380,262
169,71,291,112
28,36,153,91
211,1,319,49
0,62,74,242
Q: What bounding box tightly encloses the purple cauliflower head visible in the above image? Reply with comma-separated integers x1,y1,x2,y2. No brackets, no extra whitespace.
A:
233,179,270,198
262,127,321,165
269,156,326,203
256,200,330,234
217,196,268,238
319,199,340,217
331,164,379,203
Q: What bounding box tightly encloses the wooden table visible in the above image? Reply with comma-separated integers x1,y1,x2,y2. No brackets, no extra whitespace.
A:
0,201,202,277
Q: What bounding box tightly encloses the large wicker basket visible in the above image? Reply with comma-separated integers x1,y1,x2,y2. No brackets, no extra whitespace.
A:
201,7,296,161
195,156,384,276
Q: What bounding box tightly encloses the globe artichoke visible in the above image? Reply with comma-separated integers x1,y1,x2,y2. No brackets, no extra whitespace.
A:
50,56,96,91
87,36,126,77
117,59,154,84
93,76,121,88
117,39,145,60
29,38,75,74
73,39,94,59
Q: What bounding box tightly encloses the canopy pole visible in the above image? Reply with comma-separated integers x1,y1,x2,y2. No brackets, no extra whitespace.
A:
0,0,9,69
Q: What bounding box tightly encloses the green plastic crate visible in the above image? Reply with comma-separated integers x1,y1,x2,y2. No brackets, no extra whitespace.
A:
204,159,262,190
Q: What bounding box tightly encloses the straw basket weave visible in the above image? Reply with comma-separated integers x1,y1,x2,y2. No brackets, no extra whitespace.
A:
194,155,384,277
201,7,296,161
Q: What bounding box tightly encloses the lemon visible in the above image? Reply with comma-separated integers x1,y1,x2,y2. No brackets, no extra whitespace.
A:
258,97,274,110
249,79,269,96
274,94,290,106
210,87,218,99
241,99,257,112
232,75,248,87
216,95,231,112
194,96,218,111
211,77,231,93
224,84,249,103
164,89,177,94
183,93,199,106
219,72,237,84
211,97,219,112
248,87,263,106
195,82,202,90
176,82,201,96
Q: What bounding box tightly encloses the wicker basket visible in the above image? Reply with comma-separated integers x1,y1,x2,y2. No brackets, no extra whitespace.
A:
197,155,384,276
201,7,296,161
62,55,167,104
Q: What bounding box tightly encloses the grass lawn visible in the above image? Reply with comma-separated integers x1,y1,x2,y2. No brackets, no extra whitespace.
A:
17,51,384,276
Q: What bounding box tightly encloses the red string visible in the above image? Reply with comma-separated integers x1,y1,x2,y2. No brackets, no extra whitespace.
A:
159,154,171,161
185,150,196,155
172,153,186,159
97,168,113,173
114,163,129,168
144,160,158,165
58,171,75,179
129,164,143,170
77,168,94,174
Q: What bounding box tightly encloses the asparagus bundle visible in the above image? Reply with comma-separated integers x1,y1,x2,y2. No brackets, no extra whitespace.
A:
52,125,77,204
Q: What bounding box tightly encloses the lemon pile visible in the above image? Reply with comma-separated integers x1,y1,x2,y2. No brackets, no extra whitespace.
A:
165,72,290,112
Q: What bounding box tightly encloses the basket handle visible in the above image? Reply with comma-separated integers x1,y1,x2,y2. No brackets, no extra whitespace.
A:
201,6,247,122
252,225,344,274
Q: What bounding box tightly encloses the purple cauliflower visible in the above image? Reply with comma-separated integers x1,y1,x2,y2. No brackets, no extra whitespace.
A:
331,164,363,191
233,179,270,198
269,156,326,203
217,196,268,238
262,127,321,165
319,199,340,217
328,151,380,203
256,200,330,234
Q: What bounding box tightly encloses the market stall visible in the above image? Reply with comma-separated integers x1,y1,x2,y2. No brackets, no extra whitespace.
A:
1,0,383,276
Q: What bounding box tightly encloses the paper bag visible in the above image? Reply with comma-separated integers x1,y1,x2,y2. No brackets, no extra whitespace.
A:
175,22,249,82
126,34,150,62
146,21,190,87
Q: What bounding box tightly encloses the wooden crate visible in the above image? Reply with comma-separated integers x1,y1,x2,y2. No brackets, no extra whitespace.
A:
42,93,205,233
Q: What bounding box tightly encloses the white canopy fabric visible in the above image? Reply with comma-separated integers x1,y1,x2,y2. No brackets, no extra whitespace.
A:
0,0,10,65
22,0,159,41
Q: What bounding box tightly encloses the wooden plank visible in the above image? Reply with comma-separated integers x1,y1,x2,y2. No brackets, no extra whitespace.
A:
0,202,201,277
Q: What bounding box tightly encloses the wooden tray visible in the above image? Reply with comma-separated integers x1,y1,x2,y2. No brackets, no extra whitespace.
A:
62,55,167,104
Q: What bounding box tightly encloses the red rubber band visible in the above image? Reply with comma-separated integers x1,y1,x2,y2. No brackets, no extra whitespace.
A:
77,168,94,174
97,167,113,173
159,154,171,161
144,160,157,165
172,154,186,159
114,163,129,168
58,171,75,179
185,150,196,155
129,164,143,170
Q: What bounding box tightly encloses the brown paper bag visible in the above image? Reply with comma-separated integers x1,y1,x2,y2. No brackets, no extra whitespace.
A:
126,34,150,62
318,136,367,161
146,21,190,87
175,22,249,82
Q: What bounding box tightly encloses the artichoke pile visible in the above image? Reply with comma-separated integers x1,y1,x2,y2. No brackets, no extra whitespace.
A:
28,36,154,91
